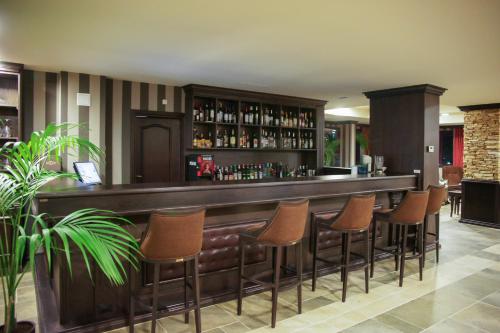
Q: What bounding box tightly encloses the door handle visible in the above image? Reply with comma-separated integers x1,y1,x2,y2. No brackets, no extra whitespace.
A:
136,115,147,118
135,175,143,178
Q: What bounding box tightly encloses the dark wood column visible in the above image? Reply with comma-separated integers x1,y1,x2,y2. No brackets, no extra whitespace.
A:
364,84,447,189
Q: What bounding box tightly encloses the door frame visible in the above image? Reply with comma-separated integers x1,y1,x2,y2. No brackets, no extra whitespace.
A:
130,110,185,183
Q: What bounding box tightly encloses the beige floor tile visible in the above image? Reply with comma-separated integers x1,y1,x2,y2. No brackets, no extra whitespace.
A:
385,288,476,329
374,313,421,333
482,244,500,255
482,290,500,308
340,318,404,333
422,318,488,333
219,322,251,333
451,302,500,333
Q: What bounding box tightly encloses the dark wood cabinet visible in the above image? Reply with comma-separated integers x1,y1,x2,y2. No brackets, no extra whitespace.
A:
183,85,327,171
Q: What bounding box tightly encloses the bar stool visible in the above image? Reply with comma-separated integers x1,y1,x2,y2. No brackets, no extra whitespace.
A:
237,199,309,328
370,191,429,287
423,185,446,266
311,194,376,302
129,208,205,333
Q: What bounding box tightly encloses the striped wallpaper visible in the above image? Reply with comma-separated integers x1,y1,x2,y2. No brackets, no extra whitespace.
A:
22,70,182,184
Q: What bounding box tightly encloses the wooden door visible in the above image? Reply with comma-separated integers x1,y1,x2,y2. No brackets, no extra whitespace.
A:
132,112,183,183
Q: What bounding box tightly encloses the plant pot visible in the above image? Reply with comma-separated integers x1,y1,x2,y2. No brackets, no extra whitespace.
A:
0,321,35,333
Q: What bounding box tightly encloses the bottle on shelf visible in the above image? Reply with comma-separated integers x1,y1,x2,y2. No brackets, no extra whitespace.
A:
230,128,236,148
254,105,260,125
223,129,229,148
252,132,259,148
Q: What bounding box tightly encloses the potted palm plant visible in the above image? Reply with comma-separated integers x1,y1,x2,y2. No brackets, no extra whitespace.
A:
0,123,139,333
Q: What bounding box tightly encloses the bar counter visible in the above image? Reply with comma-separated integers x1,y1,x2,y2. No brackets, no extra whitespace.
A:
33,174,417,333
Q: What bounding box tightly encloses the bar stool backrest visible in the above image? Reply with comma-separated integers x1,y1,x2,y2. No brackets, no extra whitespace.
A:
390,191,429,224
140,208,206,261
426,185,446,215
330,194,376,231
257,199,309,246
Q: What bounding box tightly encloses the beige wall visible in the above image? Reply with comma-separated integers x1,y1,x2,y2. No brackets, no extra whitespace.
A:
463,108,500,180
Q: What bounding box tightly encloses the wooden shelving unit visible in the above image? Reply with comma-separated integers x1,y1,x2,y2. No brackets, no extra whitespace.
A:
0,62,23,148
183,84,327,169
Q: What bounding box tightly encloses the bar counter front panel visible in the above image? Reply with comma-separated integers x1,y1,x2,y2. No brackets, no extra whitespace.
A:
33,174,417,333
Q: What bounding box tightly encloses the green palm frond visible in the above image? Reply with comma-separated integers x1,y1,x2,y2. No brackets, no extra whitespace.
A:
31,209,140,286
0,123,140,332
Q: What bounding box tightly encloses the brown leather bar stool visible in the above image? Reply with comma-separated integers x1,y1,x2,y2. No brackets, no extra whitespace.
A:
237,199,309,328
311,194,376,302
370,191,429,287
423,185,446,266
129,208,205,333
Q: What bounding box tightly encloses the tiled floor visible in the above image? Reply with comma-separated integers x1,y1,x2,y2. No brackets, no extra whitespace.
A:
5,205,500,332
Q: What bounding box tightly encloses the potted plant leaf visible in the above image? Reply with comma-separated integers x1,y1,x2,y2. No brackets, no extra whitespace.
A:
0,123,139,333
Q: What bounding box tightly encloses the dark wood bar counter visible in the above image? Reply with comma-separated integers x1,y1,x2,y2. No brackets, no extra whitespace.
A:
33,174,417,333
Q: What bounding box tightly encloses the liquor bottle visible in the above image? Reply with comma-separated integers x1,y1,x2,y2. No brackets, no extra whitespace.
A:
210,103,215,121
309,113,314,128
193,129,198,148
292,131,297,149
264,108,269,125
208,131,213,148
250,106,255,124
309,132,314,148
217,103,223,122
254,106,259,125
223,130,229,148
230,129,236,148
253,132,259,148
193,105,199,121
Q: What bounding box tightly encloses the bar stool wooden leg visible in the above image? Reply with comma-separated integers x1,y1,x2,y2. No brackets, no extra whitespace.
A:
296,242,302,314
394,224,401,271
418,223,424,281
370,218,377,278
422,216,428,267
435,213,440,263
271,246,282,328
399,225,408,287
192,256,201,333
364,229,370,294
237,239,245,316
184,261,189,323
128,263,135,333
342,232,352,302
450,196,454,217
311,223,319,292
340,232,346,282
151,263,160,333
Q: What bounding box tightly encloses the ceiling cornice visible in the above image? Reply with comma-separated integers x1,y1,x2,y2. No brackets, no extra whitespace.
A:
363,84,447,99
458,103,500,112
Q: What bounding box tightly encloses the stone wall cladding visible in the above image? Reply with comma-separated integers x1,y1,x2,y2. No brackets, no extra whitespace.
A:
463,108,500,180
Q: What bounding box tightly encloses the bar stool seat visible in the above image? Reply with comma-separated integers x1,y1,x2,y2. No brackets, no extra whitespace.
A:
370,191,429,287
129,208,205,333
237,199,309,328
311,194,376,302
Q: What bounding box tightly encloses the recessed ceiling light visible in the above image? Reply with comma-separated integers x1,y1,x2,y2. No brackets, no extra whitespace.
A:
441,113,449,116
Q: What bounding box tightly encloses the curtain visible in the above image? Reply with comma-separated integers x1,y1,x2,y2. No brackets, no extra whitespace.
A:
453,127,464,167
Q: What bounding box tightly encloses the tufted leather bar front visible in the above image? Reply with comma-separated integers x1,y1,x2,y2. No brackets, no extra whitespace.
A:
311,205,383,251
145,220,268,282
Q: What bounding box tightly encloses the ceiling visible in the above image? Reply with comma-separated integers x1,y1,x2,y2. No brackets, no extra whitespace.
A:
0,0,499,109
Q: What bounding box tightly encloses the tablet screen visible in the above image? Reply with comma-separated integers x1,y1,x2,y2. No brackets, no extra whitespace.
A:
73,162,102,185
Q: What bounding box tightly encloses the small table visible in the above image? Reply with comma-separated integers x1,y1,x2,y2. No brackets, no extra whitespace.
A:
448,190,462,217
